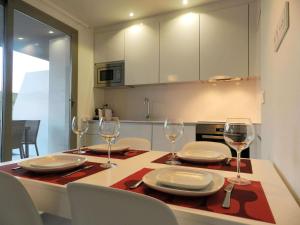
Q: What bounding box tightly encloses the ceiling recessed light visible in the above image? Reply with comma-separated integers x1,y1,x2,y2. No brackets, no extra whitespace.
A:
129,12,134,17
48,30,54,34
182,0,188,5
17,37,24,40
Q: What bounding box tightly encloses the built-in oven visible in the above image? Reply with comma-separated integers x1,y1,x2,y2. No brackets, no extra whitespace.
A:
94,61,124,87
196,122,250,158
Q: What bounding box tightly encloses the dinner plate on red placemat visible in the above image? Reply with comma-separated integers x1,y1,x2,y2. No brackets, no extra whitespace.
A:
177,149,227,163
18,155,86,173
143,167,224,197
88,144,130,153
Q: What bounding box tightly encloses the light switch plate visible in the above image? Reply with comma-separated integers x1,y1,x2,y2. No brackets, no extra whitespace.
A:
274,2,289,52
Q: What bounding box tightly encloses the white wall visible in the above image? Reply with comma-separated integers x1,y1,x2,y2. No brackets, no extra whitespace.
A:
24,0,97,118
102,79,261,123
260,0,300,203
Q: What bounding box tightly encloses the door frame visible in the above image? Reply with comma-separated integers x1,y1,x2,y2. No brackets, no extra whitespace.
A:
1,0,78,162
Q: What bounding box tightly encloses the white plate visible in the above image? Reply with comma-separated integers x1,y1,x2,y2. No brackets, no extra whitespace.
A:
18,155,87,173
88,144,129,153
143,167,224,197
177,149,226,163
156,169,212,190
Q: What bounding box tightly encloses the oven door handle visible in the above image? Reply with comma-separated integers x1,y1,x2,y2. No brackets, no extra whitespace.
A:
201,135,224,140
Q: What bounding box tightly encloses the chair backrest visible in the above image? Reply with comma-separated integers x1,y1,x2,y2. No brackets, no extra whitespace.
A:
67,183,179,225
182,141,232,157
11,120,26,149
0,172,43,225
117,137,151,150
24,120,41,143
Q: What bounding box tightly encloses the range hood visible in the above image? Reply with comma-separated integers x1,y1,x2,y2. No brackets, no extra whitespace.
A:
207,75,242,83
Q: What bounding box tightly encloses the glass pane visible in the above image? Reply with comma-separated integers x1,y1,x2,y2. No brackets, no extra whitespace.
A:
12,10,71,159
0,4,3,160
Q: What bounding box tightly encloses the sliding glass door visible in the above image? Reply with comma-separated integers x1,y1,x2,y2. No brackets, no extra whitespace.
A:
11,10,72,159
1,0,78,162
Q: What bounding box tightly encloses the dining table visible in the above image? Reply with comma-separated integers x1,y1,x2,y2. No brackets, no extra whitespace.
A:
0,149,299,225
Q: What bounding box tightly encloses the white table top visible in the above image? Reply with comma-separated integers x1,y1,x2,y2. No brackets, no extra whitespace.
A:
2,151,300,225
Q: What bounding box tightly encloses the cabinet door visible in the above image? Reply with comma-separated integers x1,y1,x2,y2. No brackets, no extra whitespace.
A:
125,19,159,85
160,12,199,83
152,124,196,152
94,29,124,63
85,122,105,146
200,4,249,80
117,123,152,147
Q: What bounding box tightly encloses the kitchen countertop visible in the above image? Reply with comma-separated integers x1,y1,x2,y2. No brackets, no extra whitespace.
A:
89,120,261,125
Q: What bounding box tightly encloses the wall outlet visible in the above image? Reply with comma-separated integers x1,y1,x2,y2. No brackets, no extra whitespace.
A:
274,1,289,52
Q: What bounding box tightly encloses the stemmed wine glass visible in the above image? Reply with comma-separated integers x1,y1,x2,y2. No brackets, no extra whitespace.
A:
164,119,184,165
72,116,89,154
98,117,120,168
224,118,255,185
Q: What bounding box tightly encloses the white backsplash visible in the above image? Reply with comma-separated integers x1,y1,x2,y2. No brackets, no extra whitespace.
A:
99,79,261,123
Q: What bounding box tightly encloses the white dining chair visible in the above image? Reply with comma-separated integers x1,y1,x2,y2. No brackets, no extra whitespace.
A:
182,141,232,157
117,137,151,150
67,183,179,225
0,171,43,225
0,171,71,225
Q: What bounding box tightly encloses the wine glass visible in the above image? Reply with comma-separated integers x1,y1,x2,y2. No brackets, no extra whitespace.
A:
164,119,184,165
99,117,120,168
224,118,255,185
72,116,89,154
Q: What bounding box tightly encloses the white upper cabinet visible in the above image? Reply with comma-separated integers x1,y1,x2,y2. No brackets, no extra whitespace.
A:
94,29,125,63
125,19,159,85
159,12,200,83
200,4,249,80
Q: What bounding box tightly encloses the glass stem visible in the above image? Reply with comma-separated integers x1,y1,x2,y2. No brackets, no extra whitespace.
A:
108,141,111,165
171,141,175,160
78,134,82,153
236,151,241,179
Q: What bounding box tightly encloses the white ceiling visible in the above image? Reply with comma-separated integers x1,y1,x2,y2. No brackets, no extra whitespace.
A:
48,0,219,28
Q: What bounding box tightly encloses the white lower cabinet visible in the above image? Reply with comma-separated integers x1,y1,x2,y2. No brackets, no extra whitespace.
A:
85,122,196,151
152,124,196,152
85,122,104,146
117,123,153,144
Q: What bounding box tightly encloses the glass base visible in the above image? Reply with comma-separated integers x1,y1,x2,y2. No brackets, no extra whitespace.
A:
165,159,182,165
100,162,118,169
227,176,251,185
77,150,86,154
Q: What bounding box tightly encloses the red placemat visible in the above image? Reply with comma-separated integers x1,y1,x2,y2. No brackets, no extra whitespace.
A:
0,161,107,185
111,168,275,224
152,153,253,174
64,149,148,160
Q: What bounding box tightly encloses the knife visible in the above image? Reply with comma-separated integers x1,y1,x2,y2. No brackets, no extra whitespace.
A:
62,165,94,177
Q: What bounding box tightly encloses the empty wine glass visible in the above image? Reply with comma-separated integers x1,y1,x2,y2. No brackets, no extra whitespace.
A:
224,118,255,185
72,116,89,154
99,117,120,168
164,119,184,165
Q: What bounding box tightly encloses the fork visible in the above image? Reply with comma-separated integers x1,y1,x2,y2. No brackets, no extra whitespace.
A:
222,183,234,208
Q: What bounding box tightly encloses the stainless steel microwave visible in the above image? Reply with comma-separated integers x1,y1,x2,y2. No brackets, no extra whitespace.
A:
94,61,124,87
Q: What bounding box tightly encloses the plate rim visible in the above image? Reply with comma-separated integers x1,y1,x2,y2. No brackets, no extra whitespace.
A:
156,169,213,190
177,149,227,162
